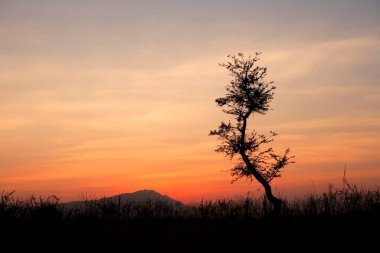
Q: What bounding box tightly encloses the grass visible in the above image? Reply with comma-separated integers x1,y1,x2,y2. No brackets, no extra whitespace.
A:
1,182,379,251
2,184,378,221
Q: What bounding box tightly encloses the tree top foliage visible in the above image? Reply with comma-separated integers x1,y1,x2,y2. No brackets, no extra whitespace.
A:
210,52,293,184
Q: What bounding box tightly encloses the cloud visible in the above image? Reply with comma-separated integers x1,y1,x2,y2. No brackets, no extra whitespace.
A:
1,0,379,200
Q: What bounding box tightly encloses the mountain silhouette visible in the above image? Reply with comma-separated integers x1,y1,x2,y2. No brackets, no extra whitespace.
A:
61,189,184,210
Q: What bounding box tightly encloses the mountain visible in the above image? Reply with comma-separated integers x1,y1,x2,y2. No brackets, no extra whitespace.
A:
60,189,184,210
108,189,180,203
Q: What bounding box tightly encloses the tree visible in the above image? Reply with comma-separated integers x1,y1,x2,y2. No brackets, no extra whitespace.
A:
210,52,293,213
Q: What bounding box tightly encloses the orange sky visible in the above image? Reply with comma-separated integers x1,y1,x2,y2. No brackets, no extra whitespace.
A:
0,1,379,202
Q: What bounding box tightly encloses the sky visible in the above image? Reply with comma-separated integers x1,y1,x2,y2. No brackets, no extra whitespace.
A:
0,0,379,202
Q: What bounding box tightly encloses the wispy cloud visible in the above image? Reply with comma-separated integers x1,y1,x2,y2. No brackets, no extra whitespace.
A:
0,0,379,201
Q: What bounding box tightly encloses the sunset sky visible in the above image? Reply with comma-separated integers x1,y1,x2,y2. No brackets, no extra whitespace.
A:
1,0,379,202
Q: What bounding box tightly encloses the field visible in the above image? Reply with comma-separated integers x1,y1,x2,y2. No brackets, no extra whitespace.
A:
1,182,379,251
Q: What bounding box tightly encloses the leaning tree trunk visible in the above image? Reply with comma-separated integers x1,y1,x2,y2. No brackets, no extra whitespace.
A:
239,115,283,214
256,173,283,215
240,151,283,214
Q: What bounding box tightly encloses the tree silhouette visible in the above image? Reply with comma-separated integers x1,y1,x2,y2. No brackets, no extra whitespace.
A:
210,53,293,213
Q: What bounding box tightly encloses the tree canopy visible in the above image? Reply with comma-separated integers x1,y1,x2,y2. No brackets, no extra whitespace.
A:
210,53,293,212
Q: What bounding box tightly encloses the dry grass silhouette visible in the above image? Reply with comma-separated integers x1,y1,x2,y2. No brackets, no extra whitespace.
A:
1,182,379,221
1,179,379,251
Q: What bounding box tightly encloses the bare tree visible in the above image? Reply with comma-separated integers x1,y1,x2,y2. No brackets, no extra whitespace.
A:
210,53,293,213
